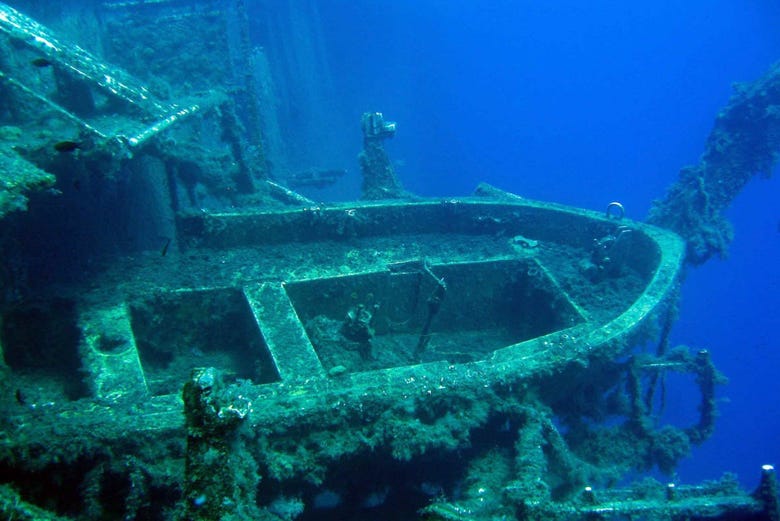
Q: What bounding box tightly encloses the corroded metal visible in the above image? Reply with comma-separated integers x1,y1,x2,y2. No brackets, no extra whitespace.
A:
650,61,780,264
0,3,774,520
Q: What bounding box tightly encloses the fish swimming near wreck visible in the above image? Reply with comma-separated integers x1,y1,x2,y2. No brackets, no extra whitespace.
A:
53,140,81,153
30,57,53,67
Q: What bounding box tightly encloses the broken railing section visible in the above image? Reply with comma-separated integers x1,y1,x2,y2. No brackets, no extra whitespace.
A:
483,346,726,518
501,469,777,521
420,350,762,521
0,2,166,115
0,1,273,210
423,456,771,521
0,0,221,152
0,1,185,151
649,61,780,265
629,347,726,448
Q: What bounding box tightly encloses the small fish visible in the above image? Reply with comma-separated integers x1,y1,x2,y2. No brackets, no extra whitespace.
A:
31,57,53,68
161,237,172,257
53,140,80,153
15,389,26,406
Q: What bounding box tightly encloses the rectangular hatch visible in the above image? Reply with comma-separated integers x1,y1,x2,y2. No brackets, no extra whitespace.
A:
284,259,583,374
128,288,279,395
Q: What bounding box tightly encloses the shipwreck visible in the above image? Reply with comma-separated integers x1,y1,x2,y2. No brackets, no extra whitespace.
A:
0,2,778,520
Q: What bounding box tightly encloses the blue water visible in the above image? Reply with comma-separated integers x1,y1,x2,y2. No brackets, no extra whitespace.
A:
318,1,780,488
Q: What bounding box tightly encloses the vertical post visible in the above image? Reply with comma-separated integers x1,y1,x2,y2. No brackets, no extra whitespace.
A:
755,464,779,521
182,367,258,519
359,112,405,199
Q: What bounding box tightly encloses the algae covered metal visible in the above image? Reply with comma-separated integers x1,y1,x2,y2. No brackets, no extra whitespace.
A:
0,2,777,520
0,188,745,519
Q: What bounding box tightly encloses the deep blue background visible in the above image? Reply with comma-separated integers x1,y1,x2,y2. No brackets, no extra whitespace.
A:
318,1,780,488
